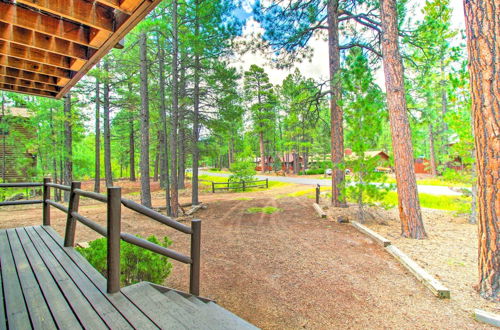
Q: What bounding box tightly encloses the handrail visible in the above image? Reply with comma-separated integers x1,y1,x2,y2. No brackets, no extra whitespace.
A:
74,189,108,203
46,200,69,213
0,182,43,188
0,177,202,296
121,197,192,234
0,200,43,207
46,183,70,191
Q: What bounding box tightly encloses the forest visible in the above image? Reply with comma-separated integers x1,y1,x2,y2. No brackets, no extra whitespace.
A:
0,0,498,309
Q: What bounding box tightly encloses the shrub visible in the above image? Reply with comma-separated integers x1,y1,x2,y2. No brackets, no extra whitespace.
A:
77,235,173,286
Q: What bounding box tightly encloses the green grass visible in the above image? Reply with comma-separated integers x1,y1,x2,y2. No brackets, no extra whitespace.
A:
245,206,282,214
235,197,253,201
197,174,289,191
376,191,471,213
374,176,472,187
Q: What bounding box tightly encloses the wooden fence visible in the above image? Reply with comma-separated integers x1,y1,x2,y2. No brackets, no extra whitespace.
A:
0,178,201,296
211,179,269,193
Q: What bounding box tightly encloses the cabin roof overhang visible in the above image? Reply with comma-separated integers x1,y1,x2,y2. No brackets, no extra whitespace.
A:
0,0,162,99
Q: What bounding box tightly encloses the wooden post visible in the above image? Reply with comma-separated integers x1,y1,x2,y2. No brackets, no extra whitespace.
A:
242,181,245,192
64,181,81,247
211,182,215,193
43,178,51,226
266,178,269,189
190,219,201,296
316,184,320,204
107,186,122,294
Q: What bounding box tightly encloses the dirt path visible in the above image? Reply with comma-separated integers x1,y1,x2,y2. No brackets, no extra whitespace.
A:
0,185,491,329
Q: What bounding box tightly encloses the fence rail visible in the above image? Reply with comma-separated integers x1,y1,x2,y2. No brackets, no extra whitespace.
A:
0,178,202,296
211,178,269,193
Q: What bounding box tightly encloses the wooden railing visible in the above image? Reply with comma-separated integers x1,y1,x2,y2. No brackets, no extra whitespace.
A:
211,178,269,193
0,178,201,296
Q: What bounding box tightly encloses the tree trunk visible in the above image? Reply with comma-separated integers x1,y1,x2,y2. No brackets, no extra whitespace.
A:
139,32,152,208
158,45,172,215
170,0,179,217
259,131,265,172
327,0,346,207
49,108,60,201
428,123,438,176
464,0,500,301
380,0,426,239
94,73,101,193
178,57,187,190
63,94,72,201
154,135,160,182
103,60,113,187
192,0,201,205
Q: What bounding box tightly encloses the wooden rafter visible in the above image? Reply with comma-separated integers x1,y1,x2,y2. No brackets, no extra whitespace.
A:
0,66,60,86
0,0,159,98
0,76,60,93
0,2,92,48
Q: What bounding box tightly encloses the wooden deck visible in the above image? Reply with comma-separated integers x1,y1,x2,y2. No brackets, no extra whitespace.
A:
0,225,257,329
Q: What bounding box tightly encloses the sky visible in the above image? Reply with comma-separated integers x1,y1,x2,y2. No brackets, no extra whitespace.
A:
232,0,467,86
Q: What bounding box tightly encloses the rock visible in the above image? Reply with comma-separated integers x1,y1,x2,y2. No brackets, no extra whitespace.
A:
6,193,24,201
337,217,349,223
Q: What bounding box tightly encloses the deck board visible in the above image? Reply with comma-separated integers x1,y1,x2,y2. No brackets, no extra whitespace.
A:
0,230,31,329
7,229,56,329
41,226,159,329
24,226,108,329
32,226,133,329
15,228,83,329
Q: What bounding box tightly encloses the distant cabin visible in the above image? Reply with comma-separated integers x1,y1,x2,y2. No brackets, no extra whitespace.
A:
0,107,36,181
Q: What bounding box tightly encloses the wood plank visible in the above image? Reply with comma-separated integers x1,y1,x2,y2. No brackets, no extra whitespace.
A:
0,66,59,86
16,0,117,34
0,55,73,79
351,221,391,247
312,203,327,218
95,0,134,14
15,228,83,330
41,226,159,329
56,0,163,98
24,227,108,329
475,309,500,327
6,229,56,329
0,22,91,61
0,250,5,330
0,40,77,71
0,76,60,93
385,245,450,299
32,226,133,329
0,230,31,329
0,2,91,48
121,283,190,329
0,83,57,97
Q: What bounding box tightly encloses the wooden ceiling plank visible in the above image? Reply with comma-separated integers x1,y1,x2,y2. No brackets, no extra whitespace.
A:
0,66,59,86
0,55,73,79
0,40,75,71
0,76,60,93
0,83,57,97
95,0,133,14
119,0,144,12
57,0,163,98
0,22,92,61
0,2,92,48
15,0,117,33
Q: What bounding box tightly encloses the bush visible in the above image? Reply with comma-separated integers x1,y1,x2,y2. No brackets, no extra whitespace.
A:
77,235,173,286
229,160,255,183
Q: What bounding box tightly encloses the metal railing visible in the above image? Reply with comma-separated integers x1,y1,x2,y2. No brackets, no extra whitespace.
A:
0,178,201,296
211,178,269,193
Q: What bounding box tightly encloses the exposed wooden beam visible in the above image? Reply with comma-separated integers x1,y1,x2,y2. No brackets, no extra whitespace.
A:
0,66,59,86
0,83,57,97
94,0,133,14
0,41,82,71
15,0,122,46
57,0,163,98
0,76,60,93
0,55,73,79
119,0,144,12
0,22,92,61
0,2,92,48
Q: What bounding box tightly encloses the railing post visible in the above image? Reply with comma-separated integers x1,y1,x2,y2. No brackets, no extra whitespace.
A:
190,219,201,296
64,181,81,247
211,182,215,193
107,186,122,294
266,178,269,189
43,178,51,226
316,184,320,204
242,180,245,191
